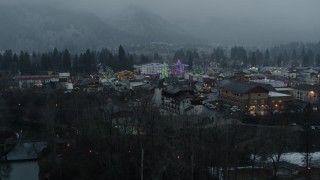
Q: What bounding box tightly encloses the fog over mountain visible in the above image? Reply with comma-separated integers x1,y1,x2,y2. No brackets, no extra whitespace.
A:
1,0,320,51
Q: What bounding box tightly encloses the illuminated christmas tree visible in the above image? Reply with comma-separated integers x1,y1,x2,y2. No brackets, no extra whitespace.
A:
175,60,184,76
161,62,169,79
193,65,203,74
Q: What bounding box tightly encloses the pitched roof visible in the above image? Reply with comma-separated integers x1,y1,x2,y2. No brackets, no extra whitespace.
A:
294,84,320,91
162,85,194,97
220,81,270,94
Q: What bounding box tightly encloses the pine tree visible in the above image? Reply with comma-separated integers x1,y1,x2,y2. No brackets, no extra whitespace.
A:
277,54,283,67
250,52,256,67
72,54,79,73
62,49,71,71
118,45,126,62
11,54,19,75
264,49,270,66
316,54,320,67
154,52,160,60
19,51,31,74
174,49,185,60
303,54,309,67
0,53,3,69
307,49,314,66
2,50,13,69
292,49,297,60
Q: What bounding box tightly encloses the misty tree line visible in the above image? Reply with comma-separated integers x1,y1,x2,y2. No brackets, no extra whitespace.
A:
0,45,135,75
173,42,320,68
226,43,320,67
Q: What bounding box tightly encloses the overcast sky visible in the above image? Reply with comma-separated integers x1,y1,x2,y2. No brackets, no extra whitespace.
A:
3,0,320,46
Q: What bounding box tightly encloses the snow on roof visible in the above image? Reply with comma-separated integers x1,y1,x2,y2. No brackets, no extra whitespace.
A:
142,63,163,66
130,82,145,87
275,88,294,91
269,91,291,97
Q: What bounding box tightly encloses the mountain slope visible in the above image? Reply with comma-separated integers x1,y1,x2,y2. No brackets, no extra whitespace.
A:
0,4,198,51
0,4,147,51
106,5,199,44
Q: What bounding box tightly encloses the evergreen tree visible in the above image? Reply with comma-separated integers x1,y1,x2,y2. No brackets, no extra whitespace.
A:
255,49,263,66
72,54,79,73
62,49,71,71
118,45,126,62
0,53,3,69
307,49,314,66
52,48,61,70
11,54,19,75
230,46,247,64
41,54,51,71
192,49,199,59
99,48,111,68
127,55,134,71
316,54,320,67
154,52,160,61
2,50,13,69
301,48,306,60
292,49,297,60
264,49,270,66
140,54,149,64
174,49,185,60
250,52,256,67
283,50,289,63
188,56,193,69
303,54,309,67
277,54,283,67
213,47,225,62
19,51,31,74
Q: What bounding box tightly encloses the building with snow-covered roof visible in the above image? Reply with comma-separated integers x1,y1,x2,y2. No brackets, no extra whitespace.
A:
138,63,164,75
250,78,287,88
219,81,292,114
293,84,320,104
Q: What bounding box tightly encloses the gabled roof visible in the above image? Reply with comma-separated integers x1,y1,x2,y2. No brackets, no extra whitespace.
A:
294,84,320,91
162,85,194,97
220,81,270,94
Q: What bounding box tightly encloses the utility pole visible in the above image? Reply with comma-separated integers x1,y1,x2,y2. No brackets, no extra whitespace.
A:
141,148,144,180
303,103,312,179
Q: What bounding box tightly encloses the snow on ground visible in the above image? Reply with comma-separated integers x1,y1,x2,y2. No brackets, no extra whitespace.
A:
252,152,320,167
280,152,320,166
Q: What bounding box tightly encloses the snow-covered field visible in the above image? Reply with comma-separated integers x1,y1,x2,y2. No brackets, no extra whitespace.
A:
280,152,320,166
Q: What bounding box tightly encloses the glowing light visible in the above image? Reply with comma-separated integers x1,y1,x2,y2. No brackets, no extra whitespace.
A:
193,65,203,74
309,91,315,97
175,60,184,76
160,62,169,79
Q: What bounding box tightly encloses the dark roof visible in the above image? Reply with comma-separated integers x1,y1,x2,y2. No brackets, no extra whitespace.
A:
234,71,249,75
254,83,276,92
162,85,194,98
294,84,320,91
164,77,179,84
220,81,270,94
